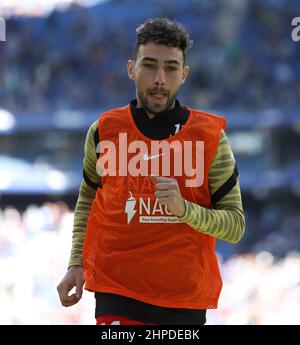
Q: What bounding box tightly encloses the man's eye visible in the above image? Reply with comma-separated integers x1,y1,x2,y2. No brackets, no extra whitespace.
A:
144,64,155,68
166,66,177,71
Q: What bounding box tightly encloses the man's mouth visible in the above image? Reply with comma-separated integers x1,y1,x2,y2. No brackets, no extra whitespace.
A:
149,92,167,102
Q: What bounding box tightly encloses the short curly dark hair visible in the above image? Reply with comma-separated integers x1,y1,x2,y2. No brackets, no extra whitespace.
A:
133,18,193,64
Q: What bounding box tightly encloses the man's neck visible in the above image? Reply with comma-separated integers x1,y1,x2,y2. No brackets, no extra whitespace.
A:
136,100,176,120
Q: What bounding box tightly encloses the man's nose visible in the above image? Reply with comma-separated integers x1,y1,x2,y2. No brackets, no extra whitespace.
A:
153,68,166,85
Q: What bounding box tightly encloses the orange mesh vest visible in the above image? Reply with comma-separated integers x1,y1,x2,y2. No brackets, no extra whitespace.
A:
82,104,226,309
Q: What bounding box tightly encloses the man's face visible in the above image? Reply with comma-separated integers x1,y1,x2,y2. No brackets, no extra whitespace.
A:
128,42,189,118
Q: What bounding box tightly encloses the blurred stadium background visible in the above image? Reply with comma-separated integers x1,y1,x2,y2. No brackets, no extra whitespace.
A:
0,0,300,324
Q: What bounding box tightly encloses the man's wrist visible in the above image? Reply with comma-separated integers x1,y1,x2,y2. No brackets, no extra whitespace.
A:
176,199,187,219
68,263,82,270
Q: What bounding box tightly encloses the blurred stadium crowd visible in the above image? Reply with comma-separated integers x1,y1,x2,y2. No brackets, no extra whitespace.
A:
0,0,300,324
0,0,299,113
0,202,299,324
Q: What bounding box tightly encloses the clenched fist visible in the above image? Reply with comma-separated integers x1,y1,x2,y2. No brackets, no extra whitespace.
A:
150,175,186,218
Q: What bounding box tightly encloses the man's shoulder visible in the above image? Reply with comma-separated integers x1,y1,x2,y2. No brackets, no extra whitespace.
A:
188,106,226,122
100,104,130,118
87,119,99,136
186,106,226,131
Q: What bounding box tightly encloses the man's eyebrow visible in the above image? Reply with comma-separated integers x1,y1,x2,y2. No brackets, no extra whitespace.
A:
141,57,181,65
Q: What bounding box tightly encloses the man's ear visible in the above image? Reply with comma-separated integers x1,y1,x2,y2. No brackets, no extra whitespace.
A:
181,65,189,84
127,60,135,81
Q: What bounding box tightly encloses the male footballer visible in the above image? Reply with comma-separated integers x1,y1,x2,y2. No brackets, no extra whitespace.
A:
57,17,245,325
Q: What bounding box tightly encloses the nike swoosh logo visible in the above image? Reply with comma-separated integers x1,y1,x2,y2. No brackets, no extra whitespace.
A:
143,153,165,161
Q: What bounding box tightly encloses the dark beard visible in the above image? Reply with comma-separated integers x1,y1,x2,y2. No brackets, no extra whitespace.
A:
138,91,176,116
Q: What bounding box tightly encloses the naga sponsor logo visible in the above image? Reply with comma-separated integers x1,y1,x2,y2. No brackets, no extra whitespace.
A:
125,191,183,224
125,191,137,223
96,133,204,187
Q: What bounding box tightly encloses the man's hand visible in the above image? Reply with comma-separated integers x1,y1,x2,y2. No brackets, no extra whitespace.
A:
57,265,85,307
150,176,186,217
